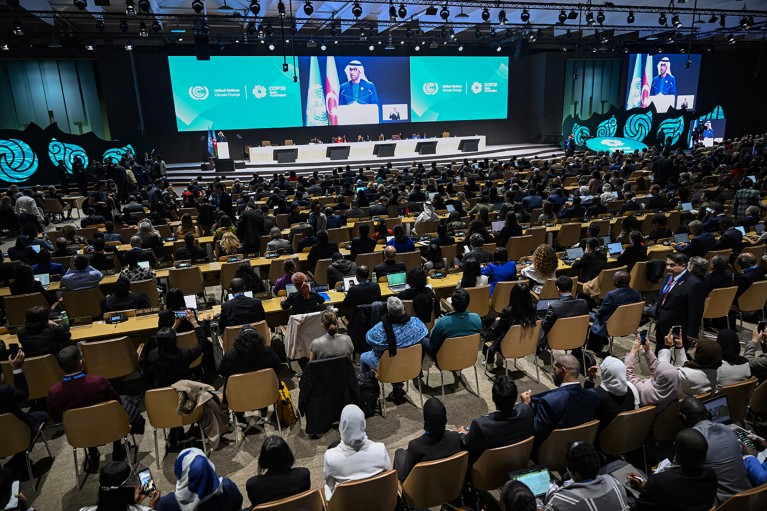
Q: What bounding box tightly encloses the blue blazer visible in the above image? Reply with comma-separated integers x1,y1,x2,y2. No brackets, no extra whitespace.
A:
679,232,715,258
591,287,642,337
531,384,599,445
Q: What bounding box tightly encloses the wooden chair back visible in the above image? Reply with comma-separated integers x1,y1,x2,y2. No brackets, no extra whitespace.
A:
490,280,526,313
535,278,559,300
81,337,137,380
718,377,758,425
525,227,546,252
225,369,280,413
435,334,481,372
629,261,661,292
3,292,49,327
311,258,333,286
599,405,657,456
401,451,469,509
269,257,298,286
537,420,600,472
0,413,32,458
327,470,398,511
741,244,766,261
593,265,627,300
254,489,325,511
499,321,542,360
131,278,159,307
556,223,582,248
219,262,241,292
221,321,270,352
751,379,767,418
651,400,684,443
464,285,491,317
376,344,422,385
506,235,532,262
548,315,590,351
605,301,645,338
168,266,204,296
703,286,738,320
394,251,422,270
713,482,767,511
176,331,203,368
145,387,204,429
63,400,131,449
703,248,732,262
737,280,767,314
63,287,105,319
440,244,458,265
471,437,534,491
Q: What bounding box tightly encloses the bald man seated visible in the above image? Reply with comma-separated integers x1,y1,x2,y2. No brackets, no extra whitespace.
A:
373,246,406,279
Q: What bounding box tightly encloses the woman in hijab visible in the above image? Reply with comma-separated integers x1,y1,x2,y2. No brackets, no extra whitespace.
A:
79,461,160,511
323,404,391,501
585,356,639,430
659,331,722,398
393,398,462,481
625,335,680,410
716,329,752,386
157,448,242,511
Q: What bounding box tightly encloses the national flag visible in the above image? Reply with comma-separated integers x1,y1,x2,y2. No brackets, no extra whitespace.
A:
325,56,340,126
641,54,652,108
305,56,329,126
207,127,218,158
627,54,642,109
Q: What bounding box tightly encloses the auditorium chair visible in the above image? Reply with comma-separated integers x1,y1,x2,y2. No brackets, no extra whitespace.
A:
425,333,482,401
400,452,469,510
486,321,542,382
374,344,423,418
328,470,398,511
226,369,282,447
471,437,534,493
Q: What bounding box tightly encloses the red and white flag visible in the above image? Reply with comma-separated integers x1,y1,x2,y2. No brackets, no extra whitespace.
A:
325,56,340,126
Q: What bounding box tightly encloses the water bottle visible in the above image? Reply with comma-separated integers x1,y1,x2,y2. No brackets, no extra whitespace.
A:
60,311,70,331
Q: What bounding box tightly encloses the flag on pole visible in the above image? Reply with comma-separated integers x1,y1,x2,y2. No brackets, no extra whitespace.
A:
627,55,642,109
641,54,653,108
305,56,329,126
207,127,218,158
325,56,340,126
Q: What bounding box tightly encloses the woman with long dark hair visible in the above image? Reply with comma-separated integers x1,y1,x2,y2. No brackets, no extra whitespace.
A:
459,260,488,289
78,461,160,511
398,267,439,325
147,311,209,388
234,261,266,294
486,282,538,363
246,436,311,508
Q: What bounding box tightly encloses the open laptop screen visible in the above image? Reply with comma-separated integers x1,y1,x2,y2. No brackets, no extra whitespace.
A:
565,247,584,260
386,272,407,287
702,394,731,425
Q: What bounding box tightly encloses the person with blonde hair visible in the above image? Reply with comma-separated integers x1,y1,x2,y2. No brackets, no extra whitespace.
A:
280,271,325,314
217,231,242,258
310,310,354,360
519,244,558,294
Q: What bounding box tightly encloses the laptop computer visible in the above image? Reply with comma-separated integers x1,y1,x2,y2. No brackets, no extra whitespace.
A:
34,273,50,289
446,204,455,213
599,235,612,246
701,394,756,446
31,244,41,253
607,242,623,256
491,220,505,233
428,192,437,201
735,226,747,236
138,260,151,269
286,282,312,297
225,291,253,301
508,467,551,498
386,272,408,292
673,233,690,244
564,247,584,261
681,202,693,211
756,223,765,235
183,294,197,310
342,276,358,292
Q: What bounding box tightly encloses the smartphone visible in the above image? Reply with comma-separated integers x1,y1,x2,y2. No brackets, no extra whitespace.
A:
174,311,187,318
759,321,766,334
639,330,648,345
8,343,19,359
672,325,682,338
137,468,156,495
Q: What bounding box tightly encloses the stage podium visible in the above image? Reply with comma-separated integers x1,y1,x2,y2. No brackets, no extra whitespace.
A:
215,141,234,172
217,142,230,159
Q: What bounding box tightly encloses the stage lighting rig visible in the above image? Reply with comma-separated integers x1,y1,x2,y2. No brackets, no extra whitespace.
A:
304,0,313,15
352,1,363,18
74,0,87,11
481,7,490,21
520,9,529,23
192,0,204,14
399,3,407,18
249,0,260,15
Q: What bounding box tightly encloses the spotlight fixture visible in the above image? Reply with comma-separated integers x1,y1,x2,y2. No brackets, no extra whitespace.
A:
138,0,149,12
439,4,449,21
489,27,496,37
558,10,567,23
586,11,594,26
119,19,129,32
351,1,362,18
303,0,313,15
282,62,288,71
498,9,507,25
520,9,529,23
277,0,285,17
96,19,105,31
249,0,259,15
672,15,682,28
414,44,420,51
125,41,133,50
591,46,598,53
246,22,256,35
627,11,635,24
474,28,481,38
320,43,326,50
125,0,135,15
528,31,536,42
85,42,94,50
457,44,463,51
192,0,203,13
398,4,406,18
481,7,489,22
139,21,148,37
389,3,396,19
658,12,667,26
596,10,605,24
727,32,735,44
741,15,754,29
268,42,275,50
369,43,374,51
622,45,629,53
74,0,87,11
567,9,578,20
151,19,161,32
496,44,501,52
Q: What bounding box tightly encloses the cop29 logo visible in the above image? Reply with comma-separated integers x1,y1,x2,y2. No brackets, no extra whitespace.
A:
188,85,209,100
422,82,439,95
252,85,267,99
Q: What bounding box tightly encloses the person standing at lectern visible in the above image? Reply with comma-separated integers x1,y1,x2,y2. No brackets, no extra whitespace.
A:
339,60,379,106
217,131,228,143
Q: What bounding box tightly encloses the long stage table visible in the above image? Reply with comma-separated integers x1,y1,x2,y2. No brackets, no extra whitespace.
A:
248,136,487,164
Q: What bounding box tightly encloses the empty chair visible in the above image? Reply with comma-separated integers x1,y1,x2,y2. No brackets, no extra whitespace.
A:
471,436,534,492
598,405,657,471
555,223,582,248
505,235,533,262
144,387,206,468
310,258,333,286
327,469,399,511
629,261,661,293
0,413,54,494
44,197,71,221
168,266,206,298
375,344,423,418
253,489,325,511
62,287,105,319
225,369,282,447
425,334,481,401
394,251,422,270
355,251,383,272
400,451,469,510
176,330,203,369
80,336,139,380
525,227,546,252
651,400,684,444
605,302,645,355
536,420,600,473
733,280,767,325
218,262,240,300
719,377,758,425
701,286,738,332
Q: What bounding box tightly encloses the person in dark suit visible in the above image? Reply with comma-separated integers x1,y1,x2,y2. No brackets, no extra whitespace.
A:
101,276,151,314
373,246,406,279
341,265,381,318
632,428,718,511
588,271,642,350
643,185,665,211
219,278,266,330
213,182,234,220
80,208,107,228
558,197,586,220
175,232,208,263
539,276,590,350
616,230,648,273
307,231,339,272
349,224,377,260
246,435,310,508
571,238,607,284
122,237,158,266
653,252,707,351
704,255,734,292
394,397,462,480
712,217,743,254
620,192,641,213
460,375,534,464
674,220,715,258
520,354,599,446
733,253,766,299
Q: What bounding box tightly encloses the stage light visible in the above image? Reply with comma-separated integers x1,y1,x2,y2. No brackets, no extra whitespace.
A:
672,15,681,28
558,10,567,23
414,44,420,51
474,28,481,38
496,44,501,52
268,42,275,50
458,44,463,51
351,1,362,18
249,0,260,15
528,31,536,42
622,45,629,53
708,15,718,23
481,7,489,22
320,43,326,50
277,0,285,17
567,9,578,20
591,46,598,53
125,0,135,15
559,44,567,52
565,29,572,39
398,3,406,18
369,43,374,50
96,19,105,31
439,4,449,21
658,12,667,26
741,15,753,29
627,11,635,24
139,22,148,37
330,25,338,36
119,19,129,32
596,10,605,24
200,20,210,33
125,41,133,50
389,3,396,19
246,22,256,34
151,19,161,32
192,0,203,13
685,59,691,68
498,9,507,25
74,0,87,11
304,0,313,15
520,9,529,22
586,11,594,26
138,0,150,12
85,42,94,50
728,33,735,44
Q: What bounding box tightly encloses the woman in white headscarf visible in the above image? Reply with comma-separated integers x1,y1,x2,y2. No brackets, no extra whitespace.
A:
585,356,640,431
414,201,439,236
323,404,391,500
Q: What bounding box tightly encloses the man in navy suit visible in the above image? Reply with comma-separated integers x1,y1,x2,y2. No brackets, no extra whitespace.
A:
712,217,743,254
539,276,590,350
588,271,642,351
342,265,381,313
521,354,599,446
674,220,715,258
653,252,707,351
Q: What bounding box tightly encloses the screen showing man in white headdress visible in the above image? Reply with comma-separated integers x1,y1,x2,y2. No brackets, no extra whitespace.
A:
650,56,677,96
339,59,380,106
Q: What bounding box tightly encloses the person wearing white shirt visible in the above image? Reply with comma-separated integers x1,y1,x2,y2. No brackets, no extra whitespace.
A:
14,190,44,233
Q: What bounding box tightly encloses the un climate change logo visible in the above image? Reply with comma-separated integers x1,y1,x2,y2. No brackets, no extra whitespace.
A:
188,85,209,100
423,82,439,95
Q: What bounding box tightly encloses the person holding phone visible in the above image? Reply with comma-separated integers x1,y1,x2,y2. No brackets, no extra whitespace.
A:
658,329,722,398
77,461,160,511
743,325,767,381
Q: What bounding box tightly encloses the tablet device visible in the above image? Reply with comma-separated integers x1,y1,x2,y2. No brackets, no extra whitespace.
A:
183,294,197,309
673,233,690,243
607,242,623,256
509,467,551,498
681,202,693,211
138,261,150,269
735,226,746,236
491,220,505,232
